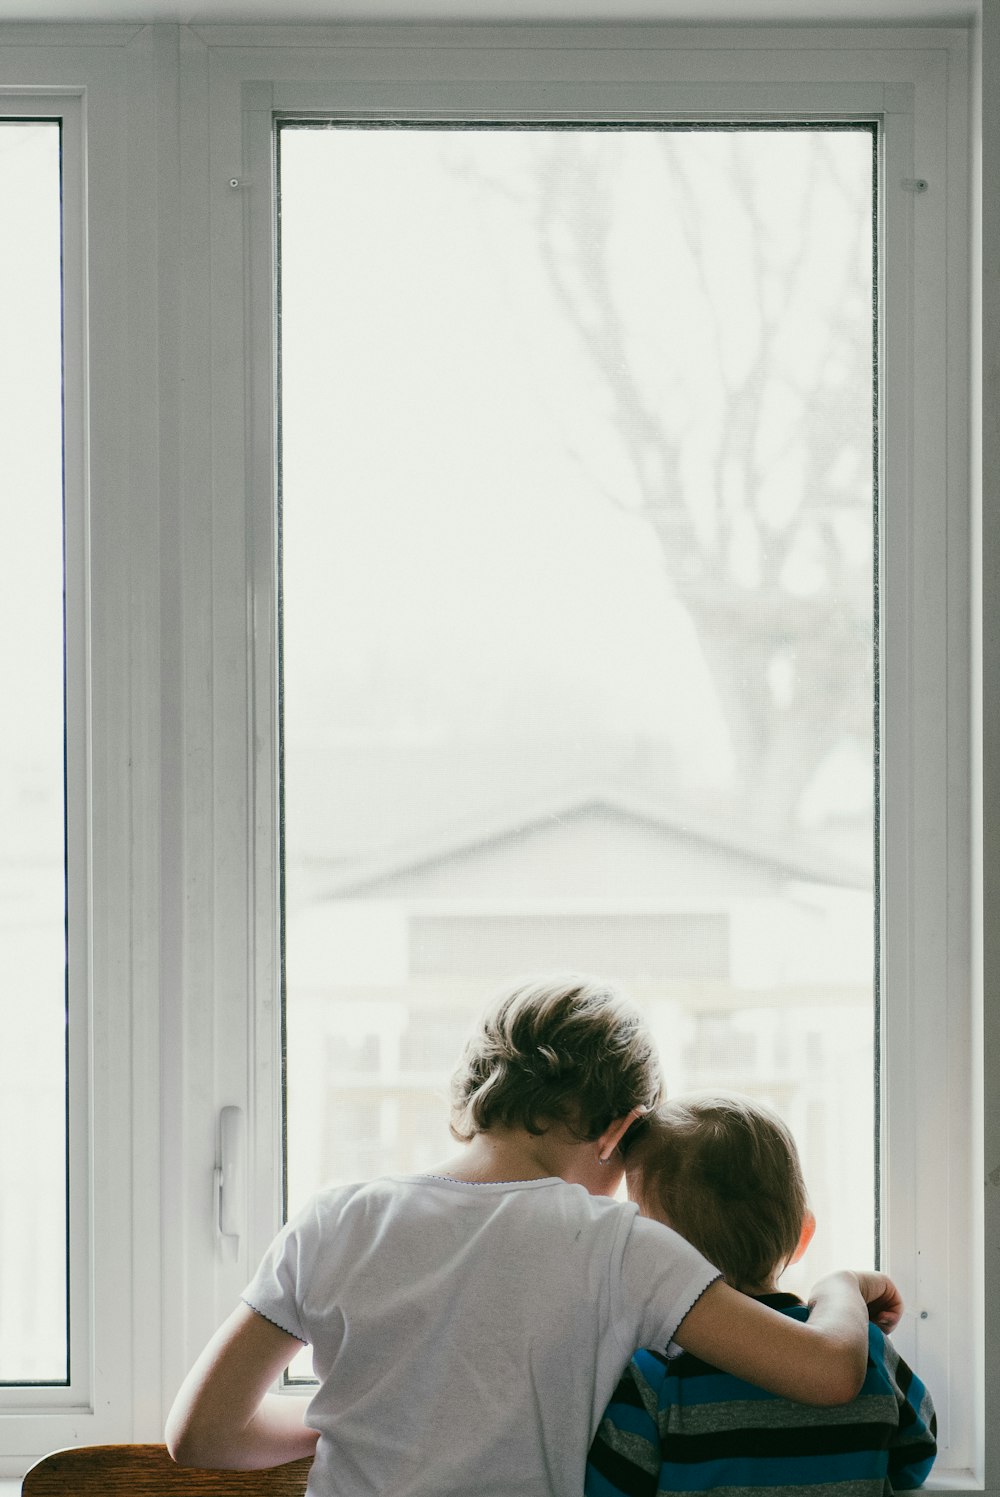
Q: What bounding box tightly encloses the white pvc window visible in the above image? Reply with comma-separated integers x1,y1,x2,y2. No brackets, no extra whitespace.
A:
0,22,979,1491
0,116,67,1387
0,64,139,1469
227,36,969,1476
278,120,879,1289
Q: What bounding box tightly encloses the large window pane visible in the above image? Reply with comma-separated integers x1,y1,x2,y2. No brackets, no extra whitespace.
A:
279,123,876,1291
0,120,67,1383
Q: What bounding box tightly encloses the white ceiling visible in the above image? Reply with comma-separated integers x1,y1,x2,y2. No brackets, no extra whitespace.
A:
0,0,979,25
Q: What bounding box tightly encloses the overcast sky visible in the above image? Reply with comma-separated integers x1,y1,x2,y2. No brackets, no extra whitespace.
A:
280,124,875,817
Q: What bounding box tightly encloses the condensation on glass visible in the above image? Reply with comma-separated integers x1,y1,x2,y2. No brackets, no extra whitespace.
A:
0,120,68,1384
277,122,877,1295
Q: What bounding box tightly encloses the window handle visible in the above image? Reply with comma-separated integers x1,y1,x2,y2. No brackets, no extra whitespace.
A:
216,1105,246,1245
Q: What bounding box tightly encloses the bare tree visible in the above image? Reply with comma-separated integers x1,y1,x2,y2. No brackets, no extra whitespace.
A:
481,129,875,833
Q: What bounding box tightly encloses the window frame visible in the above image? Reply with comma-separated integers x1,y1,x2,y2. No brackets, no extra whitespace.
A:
0,96,79,1401
0,19,989,1493
219,26,976,1484
0,27,163,1471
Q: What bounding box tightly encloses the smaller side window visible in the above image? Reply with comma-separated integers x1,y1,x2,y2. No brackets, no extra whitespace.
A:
0,113,68,1389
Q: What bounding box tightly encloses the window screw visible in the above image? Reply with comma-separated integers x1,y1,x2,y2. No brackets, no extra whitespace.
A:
228,177,244,189
920,1310,929,1319
902,178,929,193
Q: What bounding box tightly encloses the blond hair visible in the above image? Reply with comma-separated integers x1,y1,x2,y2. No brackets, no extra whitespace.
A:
625,1093,809,1291
449,973,662,1143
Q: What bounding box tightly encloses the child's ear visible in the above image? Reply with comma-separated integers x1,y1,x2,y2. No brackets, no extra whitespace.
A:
789,1210,817,1265
597,1105,647,1163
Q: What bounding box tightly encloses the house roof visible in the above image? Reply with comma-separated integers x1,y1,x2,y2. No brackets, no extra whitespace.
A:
314,781,869,898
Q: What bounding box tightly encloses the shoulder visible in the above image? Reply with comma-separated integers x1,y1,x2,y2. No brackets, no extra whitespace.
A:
289,1179,374,1221
531,1181,641,1244
615,1208,722,1303
865,1323,934,1404
280,1178,401,1245
621,1211,718,1277
862,1322,906,1391
551,1181,639,1221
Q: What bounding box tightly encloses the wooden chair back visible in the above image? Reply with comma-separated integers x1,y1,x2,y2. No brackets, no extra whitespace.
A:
21,1444,312,1495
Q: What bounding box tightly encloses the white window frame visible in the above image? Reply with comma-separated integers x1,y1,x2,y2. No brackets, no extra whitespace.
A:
212,25,977,1485
0,27,163,1472
0,87,88,1421
1,19,994,1495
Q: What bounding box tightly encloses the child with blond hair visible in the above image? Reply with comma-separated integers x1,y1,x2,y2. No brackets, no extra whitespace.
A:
587,1092,935,1497
167,977,902,1497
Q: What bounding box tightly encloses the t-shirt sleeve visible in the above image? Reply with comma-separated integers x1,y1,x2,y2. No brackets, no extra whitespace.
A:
618,1214,721,1354
241,1207,313,1345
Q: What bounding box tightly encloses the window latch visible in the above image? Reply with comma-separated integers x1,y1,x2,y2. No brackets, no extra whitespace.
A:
216,1105,246,1249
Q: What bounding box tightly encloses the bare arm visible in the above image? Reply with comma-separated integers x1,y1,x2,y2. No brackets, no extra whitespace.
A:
165,1303,320,1470
673,1270,903,1407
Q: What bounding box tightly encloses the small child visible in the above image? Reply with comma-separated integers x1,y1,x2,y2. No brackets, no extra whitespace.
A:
167,977,902,1497
587,1092,936,1497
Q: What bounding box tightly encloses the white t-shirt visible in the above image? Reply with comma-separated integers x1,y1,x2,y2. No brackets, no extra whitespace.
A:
243,1174,720,1497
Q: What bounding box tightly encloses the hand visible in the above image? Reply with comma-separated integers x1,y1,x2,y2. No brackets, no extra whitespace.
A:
851,1270,904,1333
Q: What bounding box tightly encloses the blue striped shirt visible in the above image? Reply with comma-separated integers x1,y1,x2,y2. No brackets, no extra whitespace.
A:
586,1292,936,1497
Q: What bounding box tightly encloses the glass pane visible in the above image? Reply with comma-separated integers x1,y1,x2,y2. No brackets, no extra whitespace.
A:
0,120,68,1383
279,123,876,1296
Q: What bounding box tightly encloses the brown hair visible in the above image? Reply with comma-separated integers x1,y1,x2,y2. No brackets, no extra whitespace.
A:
625,1093,809,1291
449,973,662,1143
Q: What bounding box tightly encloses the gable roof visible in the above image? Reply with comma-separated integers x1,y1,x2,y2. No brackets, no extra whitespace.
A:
316,782,869,899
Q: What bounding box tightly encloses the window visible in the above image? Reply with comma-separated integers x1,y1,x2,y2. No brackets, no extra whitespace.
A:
278,117,880,1291
0,49,159,1468
0,115,66,1387
0,22,985,1493
232,33,971,1479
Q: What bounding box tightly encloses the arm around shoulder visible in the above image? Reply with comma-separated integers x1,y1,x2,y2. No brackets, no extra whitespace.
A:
165,1303,320,1470
672,1272,897,1406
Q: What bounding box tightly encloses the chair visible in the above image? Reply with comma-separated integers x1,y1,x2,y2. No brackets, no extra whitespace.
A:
22,1444,312,1495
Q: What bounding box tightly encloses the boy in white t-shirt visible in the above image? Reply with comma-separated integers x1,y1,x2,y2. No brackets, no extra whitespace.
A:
166,974,902,1497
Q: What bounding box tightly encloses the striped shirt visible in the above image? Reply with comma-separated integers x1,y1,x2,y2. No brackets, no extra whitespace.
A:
585,1292,937,1497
